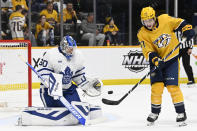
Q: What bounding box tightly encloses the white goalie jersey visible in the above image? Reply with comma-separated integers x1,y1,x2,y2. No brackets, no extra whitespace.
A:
38,47,86,90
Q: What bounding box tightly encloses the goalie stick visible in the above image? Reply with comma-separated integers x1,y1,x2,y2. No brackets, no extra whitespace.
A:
18,55,87,125
102,38,186,105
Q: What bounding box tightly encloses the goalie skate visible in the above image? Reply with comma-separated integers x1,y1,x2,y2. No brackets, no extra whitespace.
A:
176,112,187,127
147,113,159,126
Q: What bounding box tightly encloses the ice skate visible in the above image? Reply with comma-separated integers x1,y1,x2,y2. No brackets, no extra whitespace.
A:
187,81,196,88
147,113,159,126
176,112,187,127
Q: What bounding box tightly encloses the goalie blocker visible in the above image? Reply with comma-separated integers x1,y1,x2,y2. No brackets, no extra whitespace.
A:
18,102,102,126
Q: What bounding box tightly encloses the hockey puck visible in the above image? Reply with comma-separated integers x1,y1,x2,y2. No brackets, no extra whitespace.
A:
108,91,113,94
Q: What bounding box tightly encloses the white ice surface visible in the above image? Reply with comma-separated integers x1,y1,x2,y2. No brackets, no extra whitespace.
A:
1,84,197,131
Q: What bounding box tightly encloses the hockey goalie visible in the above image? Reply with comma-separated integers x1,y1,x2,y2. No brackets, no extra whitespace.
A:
18,36,103,126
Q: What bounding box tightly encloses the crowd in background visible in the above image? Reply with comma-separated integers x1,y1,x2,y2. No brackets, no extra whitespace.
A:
1,0,124,46
1,0,197,46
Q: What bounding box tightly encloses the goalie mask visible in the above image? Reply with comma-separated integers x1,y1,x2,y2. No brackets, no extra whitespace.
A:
60,36,77,60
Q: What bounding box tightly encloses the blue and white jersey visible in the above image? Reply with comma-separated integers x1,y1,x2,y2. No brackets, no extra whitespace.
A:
38,47,86,90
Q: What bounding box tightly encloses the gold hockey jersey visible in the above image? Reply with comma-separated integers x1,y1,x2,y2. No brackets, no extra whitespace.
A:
137,14,184,62
103,24,119,33
35,22,54,39
40,9,58,24
11,0,28,11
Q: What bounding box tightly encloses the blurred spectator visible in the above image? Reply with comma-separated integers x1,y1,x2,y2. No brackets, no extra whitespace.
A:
31,0,47,12
21,9,28,25
24,27,37,46
103,17,122,46
40,1,58,26
81,13,105,46
59,2,78,24
53,0,66,13
11,0,28,11
1,0,13,39
1,31,7,39
21,9,37,46
44,0,48,3
1,31,6,36
9,5,26,40
35,15,54,46
1,0,13,12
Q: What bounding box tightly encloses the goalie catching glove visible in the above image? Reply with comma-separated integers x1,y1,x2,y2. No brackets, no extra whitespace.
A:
79,78,102,97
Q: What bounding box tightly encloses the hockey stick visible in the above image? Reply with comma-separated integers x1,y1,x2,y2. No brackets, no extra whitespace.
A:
102,38,186,105
18,55,87,125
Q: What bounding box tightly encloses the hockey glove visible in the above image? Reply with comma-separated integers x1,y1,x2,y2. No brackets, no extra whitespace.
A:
80,78,102,97
152,56,165,69
48,73,63,100
182,25,195,41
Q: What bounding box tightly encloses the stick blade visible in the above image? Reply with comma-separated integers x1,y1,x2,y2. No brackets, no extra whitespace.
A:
102,98,120,105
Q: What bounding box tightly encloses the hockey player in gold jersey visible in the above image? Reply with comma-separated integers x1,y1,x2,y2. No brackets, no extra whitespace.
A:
137,6,195,126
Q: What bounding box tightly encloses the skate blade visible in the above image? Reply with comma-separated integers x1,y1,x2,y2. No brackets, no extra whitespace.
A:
177,121,187,127
188,84,196,88
147,122,154,126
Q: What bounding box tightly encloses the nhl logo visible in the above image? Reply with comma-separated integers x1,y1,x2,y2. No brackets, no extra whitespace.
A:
122,50,149,73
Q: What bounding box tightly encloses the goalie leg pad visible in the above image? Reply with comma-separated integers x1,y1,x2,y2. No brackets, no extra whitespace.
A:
18,107,79,126
89,104,102,120
71,101,102,121
18,103,102,126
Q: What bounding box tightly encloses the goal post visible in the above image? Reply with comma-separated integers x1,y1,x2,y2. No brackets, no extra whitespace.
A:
0,40,32,108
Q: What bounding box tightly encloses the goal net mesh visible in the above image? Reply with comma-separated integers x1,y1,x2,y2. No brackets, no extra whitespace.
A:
0,40,32,109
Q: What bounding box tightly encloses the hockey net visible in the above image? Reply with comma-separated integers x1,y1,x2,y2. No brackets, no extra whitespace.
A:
0,40,32,110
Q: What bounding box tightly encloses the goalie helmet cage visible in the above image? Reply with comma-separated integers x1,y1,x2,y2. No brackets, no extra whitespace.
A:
0,40,32,108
